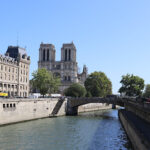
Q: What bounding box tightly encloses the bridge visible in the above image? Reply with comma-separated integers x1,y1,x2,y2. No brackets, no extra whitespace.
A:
66,96,131,115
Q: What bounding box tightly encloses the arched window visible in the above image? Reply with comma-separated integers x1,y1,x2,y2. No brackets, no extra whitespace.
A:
43,49,45,61
68,76,71,81
69,49,71,61
47,49,49,61
65,49,67,61
64,76,67,81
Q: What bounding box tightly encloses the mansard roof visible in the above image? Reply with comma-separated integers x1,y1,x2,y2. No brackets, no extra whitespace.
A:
0,54,17,64
6,46,27,59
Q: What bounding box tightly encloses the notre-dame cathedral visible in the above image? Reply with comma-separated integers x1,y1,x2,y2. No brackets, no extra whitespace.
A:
38,42,88,92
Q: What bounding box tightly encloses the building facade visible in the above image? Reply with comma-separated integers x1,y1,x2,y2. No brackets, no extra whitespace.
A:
0,46,30,97
38,42,87,92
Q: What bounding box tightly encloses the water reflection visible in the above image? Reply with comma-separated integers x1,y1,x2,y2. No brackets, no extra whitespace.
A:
0,109,132,150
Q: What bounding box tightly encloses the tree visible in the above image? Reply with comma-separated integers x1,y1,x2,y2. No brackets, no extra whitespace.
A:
64,83,86,97
32,68,61,96
84,71,112,97
119,74,144,96
143,84,150,98
86,91,92,97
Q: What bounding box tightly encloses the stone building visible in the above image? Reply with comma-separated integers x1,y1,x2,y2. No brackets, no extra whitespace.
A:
38,42,87,92
0,46,30,97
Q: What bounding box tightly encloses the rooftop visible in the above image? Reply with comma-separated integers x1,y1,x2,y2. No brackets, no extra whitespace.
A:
6,46,27,59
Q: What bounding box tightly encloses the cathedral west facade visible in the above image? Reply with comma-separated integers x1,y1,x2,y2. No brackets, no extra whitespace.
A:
38,42,87,92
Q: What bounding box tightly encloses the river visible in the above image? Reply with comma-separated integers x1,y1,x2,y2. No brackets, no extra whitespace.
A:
0,109,132,150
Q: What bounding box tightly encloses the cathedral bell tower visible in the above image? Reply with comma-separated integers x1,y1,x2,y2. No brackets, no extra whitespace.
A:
61,42,76,62
60,42,78,84
38,42,56,69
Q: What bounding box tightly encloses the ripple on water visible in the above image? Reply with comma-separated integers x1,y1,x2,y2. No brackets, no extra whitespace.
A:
0,109,132,150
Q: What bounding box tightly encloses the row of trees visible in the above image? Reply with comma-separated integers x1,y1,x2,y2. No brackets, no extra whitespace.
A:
65,71,112,97
31,69,112,97
65,73,150,98
31,68,150,98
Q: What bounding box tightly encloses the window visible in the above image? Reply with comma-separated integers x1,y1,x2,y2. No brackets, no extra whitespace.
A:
69,49,71,61
13,103,16,107
68,76,71,81
64,76,67,81
7,104,9,108
56,65,60,69
3,104,5,108
65,49,67,61
10,104,12,108
43,49,45,61
47,49,49,61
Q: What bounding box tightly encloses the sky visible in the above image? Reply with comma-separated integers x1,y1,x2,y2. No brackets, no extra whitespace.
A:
0,0,150,94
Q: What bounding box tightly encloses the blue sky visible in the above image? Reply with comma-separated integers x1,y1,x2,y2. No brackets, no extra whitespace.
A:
0,0,150,93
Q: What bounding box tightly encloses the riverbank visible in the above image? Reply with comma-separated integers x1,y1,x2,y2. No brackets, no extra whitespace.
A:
0,98,112,126
119,109,150,150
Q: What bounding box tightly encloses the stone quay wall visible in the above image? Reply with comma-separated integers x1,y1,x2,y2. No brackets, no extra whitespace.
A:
0,98,112,126
125,101,150,124
0,98,67,126
119,109,150,150
78,103,112,113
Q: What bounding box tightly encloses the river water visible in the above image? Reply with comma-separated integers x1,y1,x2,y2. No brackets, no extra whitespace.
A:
0,109,132,150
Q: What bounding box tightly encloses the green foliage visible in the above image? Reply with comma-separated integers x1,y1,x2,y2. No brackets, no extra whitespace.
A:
64,83,86,97
84,71,112,97
119,74,144,96
48,75,61,94
86,91,92,97
143,84,150,98
32,68,61,96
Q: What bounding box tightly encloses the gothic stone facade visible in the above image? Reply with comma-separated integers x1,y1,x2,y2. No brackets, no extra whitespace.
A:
0,46,30,97
38,42,87,92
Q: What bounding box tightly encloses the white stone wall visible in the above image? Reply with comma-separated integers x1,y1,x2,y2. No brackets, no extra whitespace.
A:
0,98,112,126
0,98,66,125
78,103,112,113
